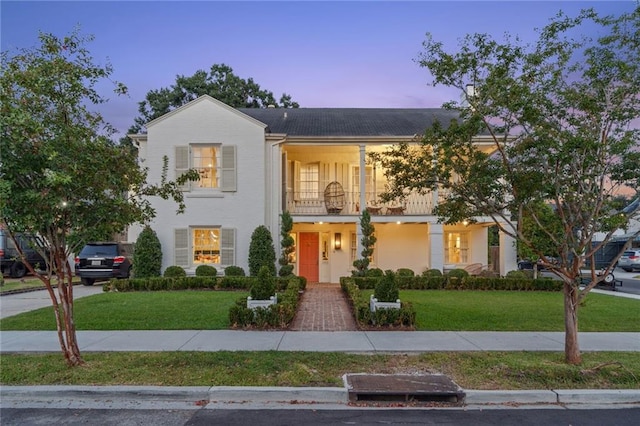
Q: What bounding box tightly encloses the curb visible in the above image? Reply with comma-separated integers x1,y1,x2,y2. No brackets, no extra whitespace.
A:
2,386,639,408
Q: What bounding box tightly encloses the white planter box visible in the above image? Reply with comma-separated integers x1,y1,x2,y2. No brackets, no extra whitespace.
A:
369,294,401,312
247,294,277,310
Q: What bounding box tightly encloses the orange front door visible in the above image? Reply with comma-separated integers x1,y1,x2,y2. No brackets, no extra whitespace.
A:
299,232,319,282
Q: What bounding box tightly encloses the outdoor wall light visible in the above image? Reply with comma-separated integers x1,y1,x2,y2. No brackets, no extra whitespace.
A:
334,233,342,250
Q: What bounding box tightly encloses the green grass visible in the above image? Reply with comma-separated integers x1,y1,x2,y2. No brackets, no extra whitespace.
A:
1,351,638,389
400,290,640,332
2,289,638,332
0,277,81,293
0,291,247,330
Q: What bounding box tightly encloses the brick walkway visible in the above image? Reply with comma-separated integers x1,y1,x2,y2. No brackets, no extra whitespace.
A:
290,282,358,331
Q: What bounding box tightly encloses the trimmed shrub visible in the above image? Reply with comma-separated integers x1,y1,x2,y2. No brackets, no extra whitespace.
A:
132,225,162,278
163,266,186,278
396,268,415,277
229,279,302,329
195,264,217,277
447,268,470,279
374,271,400,302
422,268,443,277
366,268,384,277
250,265,276,300
505,270,528,279
224,265,246,276
248,225,276,276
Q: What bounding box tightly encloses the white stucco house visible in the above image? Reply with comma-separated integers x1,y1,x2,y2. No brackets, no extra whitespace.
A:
128,95,518,282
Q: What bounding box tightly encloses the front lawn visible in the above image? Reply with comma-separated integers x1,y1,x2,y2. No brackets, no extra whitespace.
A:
0,289,638,332
0,291,247,330
400,290,640,332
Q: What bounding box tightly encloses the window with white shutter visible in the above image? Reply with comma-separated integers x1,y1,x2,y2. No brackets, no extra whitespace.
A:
220,228,236,266
175,147,190,191
174,228,189,266
220,145,236,192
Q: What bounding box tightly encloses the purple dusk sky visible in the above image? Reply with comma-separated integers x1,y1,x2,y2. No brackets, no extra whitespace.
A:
1,1,635,139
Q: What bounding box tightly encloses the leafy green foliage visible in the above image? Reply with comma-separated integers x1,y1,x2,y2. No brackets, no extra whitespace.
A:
250,265,276,300
278,211,295,277
224,266,246,276
374,271,400,302
121,64,299,148
195,265,217,277
366,268,384,277
396,268,415,277
447,269,470,280
248,225,276,276
163,266,186,278
422,269,443,277
352,210,377,276
371,8,640,363
132,226,162,278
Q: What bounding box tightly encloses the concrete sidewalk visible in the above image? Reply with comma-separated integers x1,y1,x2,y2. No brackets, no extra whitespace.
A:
2,330,640,353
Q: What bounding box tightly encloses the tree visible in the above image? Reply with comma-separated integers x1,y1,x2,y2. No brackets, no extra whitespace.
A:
132,226,162,278
374,8,639,364
278,211,295,277
352,210,377,277
518,201,564,262
121,64,299,148
248,225,276,276
0,30,198,366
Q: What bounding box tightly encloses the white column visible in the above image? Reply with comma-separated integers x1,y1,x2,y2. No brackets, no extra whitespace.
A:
499,225,518,275
357,145,366,256
429,223,444,272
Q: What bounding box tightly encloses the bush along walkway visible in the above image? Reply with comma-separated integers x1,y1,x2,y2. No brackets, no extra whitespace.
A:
290,282,358,331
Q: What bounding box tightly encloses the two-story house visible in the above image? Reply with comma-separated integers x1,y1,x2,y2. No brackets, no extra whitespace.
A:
128,95,518,282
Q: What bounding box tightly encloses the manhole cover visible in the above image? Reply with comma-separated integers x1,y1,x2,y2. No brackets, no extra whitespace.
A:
344,374,465,404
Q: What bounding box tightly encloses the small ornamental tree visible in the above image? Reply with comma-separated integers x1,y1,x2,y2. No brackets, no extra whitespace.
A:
374,270,400,302
278,211,295,277
132,226,162,278
0,30,198,366
248,225,276,276
352,210,377,277
251,265,276,300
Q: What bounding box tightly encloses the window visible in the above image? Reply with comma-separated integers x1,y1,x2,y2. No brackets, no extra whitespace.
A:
192,146,219,188
174,227,236,267
299,163,319,199
193,228,220,264
353,166,374,202
175,145,236,192
444,232,469,264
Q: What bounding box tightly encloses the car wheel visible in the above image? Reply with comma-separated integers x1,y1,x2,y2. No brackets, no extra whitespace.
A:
602,272,615,284
10,262,27,278
81,278,95,286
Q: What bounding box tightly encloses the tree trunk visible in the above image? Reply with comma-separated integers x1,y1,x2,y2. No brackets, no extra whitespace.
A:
44,253,83,366
563,282,582,365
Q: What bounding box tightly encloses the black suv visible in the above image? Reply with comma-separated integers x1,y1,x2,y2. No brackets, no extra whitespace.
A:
0,229,48,278
75,242,134,286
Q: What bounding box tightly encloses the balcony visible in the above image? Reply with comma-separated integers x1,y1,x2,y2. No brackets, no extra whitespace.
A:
285,190,440,216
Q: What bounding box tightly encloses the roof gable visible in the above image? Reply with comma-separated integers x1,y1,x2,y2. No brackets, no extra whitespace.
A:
146,95,268,129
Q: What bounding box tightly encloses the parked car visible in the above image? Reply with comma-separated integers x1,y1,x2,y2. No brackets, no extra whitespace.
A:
74,242,134,286
618,249,640,272
517,256,558,271
0,229,48,278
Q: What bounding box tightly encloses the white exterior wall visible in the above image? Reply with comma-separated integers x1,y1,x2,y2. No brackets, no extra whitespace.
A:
373,223,430,274
136,97,267,273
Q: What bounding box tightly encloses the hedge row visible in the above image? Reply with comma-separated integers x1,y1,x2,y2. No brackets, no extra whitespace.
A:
228,279,302,329
341,281,416,328
340,275,563,291
104,275,307,292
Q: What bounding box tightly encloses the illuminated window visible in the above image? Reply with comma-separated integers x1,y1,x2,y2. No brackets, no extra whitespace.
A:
444,232,469,264
192,146,219,189
193,228,220,264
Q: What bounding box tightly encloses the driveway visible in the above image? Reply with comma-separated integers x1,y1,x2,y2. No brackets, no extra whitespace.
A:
0,285,104,319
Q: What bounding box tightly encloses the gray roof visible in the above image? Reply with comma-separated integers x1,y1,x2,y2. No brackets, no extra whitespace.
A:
237,108,459,137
